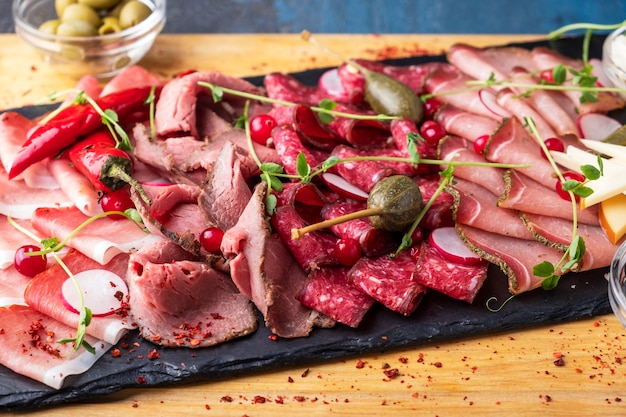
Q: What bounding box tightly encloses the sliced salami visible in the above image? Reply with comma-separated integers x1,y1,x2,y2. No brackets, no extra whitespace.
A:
331,144,395,192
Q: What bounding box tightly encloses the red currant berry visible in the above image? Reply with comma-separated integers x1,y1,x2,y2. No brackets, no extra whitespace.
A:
473,134,489,154
199,227,225,253
419,120,446,146
542,137,565,159
249,114,277,145
423,97,443,119
14,245,47,278
540,69,555,84
555,171,585,202
334,238,362,267
100,188,135,220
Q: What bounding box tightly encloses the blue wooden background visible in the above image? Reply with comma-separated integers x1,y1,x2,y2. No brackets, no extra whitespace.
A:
1,0,625,34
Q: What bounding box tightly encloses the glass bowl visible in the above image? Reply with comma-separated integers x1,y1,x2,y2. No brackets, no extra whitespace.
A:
609,238,626,328
603,25,626,99
13,0,166,79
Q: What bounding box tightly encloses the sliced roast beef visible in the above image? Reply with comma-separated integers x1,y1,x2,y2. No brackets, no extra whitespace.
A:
127,239,257,347
221,183,330,337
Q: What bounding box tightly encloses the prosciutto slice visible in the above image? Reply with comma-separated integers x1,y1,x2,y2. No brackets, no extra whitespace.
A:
23,249,135,343
0,215,44,270
434,105,500,142
457,224,565,294
0,266,32,306
0,304,109,389
495,88,557,140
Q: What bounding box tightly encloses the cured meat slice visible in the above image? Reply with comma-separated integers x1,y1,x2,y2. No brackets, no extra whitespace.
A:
531,47,625,114
0,214,44,270
264,72,326,105
438,135,506,196
199,142,252,231
23,249,135,343
449,178,535,240
522,213,620,271
127,239,257,347
424,67,511,120
0,304,108,389
413,240,488,303
100,65,162,97
325,103,391,149
269,104,342,151
434,105,499,142
298,266,374,328
46,156,102,217
222,183,329,337
484,117,556,189
30,206,162,265
331,144,395,192
272,126,324,176
500,169,599,226
320,200,398,257
457,224,565,294
349,249,427,315
415,174,455,230
495,87,557,140
0,265,32,306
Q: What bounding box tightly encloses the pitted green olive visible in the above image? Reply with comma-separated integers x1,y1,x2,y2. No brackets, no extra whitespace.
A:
118,1,152,29
56,19,99,37
98,16,123,34
38,19,62,34
109,0,131,18
77,0,123,9
61,4,102,29
55,0,77,18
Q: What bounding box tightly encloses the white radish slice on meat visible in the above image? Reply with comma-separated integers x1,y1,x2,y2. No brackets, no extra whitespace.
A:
576,113,621,141
590,58,613,88
478,88,510,118
429,227,483,265
318,68,348,98
321,172,369,200
61,269,129,317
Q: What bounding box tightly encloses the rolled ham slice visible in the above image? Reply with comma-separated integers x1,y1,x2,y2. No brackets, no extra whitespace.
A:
46,156,101,217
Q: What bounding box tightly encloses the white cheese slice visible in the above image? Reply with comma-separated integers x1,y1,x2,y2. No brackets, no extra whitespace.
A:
580,139,626,163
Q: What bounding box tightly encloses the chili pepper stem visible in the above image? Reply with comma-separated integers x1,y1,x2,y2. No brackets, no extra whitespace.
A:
291,206,383,240
107,165,153,205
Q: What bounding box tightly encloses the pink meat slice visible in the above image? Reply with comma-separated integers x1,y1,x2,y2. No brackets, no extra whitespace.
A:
349,249,427,315
0,265,33,305
62,74,102,104
100,65,162,97
0,304,107,389
127,239,257,347
46,156,101,217
435,105,500,142
500,169,599,226
30,206,162,265
457,224,565,294
0,214,45,270
23,249,135,344
496,87,557,139
531,47,625,114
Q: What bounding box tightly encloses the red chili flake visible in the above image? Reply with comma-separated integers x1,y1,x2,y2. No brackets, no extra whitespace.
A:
211,312,225,320
147,349,160,360
294,396,306,402
268,335,278,341
383,368,400,379
553,357,565,367
275,396,285,404
301,368,310,377
0,328,5,334
137,376,147,384
253,396,266,404
545,395,552,402
111,348,122,358
132,400,139,408
220,395,233,403
204,404,210,410
433,361,443,368
616,397,622,402
356,360,367,369
382,362,390,369
287,376,294,383
417,353,424,363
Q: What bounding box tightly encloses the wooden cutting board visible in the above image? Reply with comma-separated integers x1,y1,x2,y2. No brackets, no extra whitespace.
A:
2,33,626,417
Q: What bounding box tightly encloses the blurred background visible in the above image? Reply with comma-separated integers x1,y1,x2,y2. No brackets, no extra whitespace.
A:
1,0,625,34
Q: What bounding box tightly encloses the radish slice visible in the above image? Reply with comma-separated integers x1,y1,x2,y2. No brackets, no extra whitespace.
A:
590,58,613,88
321,172,369,201
576,113,621,141
479,88,510,118
429,227,483,265
61,269,129,317
318,68,348,99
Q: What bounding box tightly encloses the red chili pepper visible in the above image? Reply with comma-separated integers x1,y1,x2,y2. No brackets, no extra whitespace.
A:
68,129,133,194
8,86,156,180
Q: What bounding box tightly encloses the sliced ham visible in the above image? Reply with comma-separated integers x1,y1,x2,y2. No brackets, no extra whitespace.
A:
434,105,500,142
0,214,45,270
0,266,32,306
23,249,135,343
46,156,102,217
495,88,557,139
457,224,565,294
127,239,257,347
62,74,102,104
100,65,162,97
30,206,162,265
0,304,109,389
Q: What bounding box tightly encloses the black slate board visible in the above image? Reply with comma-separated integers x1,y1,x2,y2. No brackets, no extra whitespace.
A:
0,34,620,411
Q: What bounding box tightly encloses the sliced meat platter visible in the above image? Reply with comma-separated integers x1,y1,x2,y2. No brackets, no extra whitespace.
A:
0,35,621,409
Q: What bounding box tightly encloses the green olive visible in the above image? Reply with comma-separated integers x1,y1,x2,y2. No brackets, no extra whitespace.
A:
109,0,132,18
55,0,78,18
38,19,62,34
78,0,123,9
98,16,123,34
61,3,102,29
367,175,423,232
118,0,152,29
56,19,99,37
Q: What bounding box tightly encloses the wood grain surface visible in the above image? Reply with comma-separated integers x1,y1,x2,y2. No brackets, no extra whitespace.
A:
2,33,626,417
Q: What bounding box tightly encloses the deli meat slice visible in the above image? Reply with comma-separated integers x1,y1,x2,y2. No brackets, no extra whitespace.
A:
127,240,257,347
457,224,565,294
46,156,102,217
222,183,329,337
99,65,162,97
0,215,45,270
495,88,557,140
349,249,427,315
434,105,500,142
23,249,135,344
413,240,488,303
0,304,109,389
0,265,32,306
30,206,162,265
